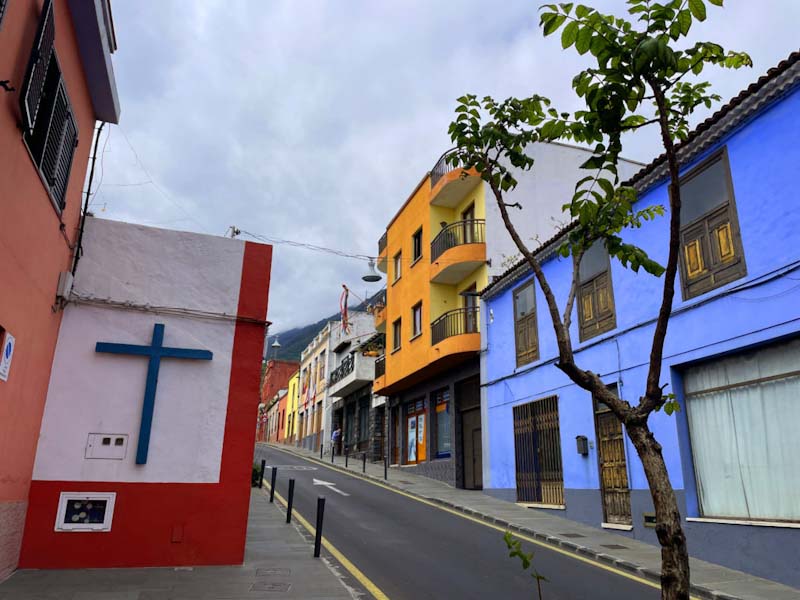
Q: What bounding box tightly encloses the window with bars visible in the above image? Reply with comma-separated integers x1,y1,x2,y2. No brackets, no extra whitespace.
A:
577,242,616,342
20,0,79,213
513,280,538,367
679,149,746,299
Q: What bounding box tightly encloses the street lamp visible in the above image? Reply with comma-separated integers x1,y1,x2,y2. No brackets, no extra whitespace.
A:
362,258,382,283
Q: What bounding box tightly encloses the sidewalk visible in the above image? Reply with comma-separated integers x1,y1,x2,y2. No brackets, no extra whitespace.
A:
0,489,356,600
269,442,800,600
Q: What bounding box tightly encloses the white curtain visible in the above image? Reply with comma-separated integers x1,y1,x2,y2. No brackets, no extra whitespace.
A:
685,338,800,522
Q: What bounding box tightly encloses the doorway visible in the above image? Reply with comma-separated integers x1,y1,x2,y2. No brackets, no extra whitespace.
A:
456,376,482,489
512,395,564,505
462,203,475,243
594,386,631,525
462,283,478,334
404,399,426,464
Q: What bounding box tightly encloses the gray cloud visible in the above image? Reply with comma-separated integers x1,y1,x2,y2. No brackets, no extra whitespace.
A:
93,0,800,331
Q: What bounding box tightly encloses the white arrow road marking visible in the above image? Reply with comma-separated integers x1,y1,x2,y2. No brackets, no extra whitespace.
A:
313,478,350,496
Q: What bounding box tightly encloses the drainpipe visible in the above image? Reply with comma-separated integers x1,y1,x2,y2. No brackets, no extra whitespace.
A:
71,121,105,277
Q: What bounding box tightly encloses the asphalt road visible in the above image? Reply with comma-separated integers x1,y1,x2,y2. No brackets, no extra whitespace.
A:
254,446,660,600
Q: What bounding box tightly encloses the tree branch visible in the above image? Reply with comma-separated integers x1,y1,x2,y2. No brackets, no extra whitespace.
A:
563,248,585,332
638,74,683,417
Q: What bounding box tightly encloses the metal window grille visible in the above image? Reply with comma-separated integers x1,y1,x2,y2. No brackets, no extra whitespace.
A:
513,396,564,505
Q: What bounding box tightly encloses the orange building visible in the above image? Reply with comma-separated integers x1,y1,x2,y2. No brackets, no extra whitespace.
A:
374,155,486,489
0,0,119,580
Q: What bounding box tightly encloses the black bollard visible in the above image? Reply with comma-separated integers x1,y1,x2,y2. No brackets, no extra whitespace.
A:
269,466,277,503
313,496,326,558
384,454,388,480
362,452,366,473
345,445,349,468
259,459,266,488
286,479,295,524
320,443,323,460
331,444,334,463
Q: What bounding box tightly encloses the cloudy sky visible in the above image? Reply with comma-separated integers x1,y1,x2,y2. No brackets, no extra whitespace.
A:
95,1,799,332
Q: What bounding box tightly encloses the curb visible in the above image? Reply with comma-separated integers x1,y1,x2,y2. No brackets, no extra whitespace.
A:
261,443,738,600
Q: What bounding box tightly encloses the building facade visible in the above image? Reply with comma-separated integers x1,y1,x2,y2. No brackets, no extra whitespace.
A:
20,217,272,569
284,369,300,444
297,325,330,450
481,53,800,587
373,145,638,488
0,0,119,580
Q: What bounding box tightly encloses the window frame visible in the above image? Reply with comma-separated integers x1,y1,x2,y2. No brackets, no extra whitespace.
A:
411,227,423,265
678,147,747,300
392,318,402,352
393,251,402,282
55,491,116,532
411,302,423,339
513,280,539,368
577,245,617,342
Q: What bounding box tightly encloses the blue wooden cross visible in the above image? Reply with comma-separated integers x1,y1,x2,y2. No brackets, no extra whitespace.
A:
95,323,213,465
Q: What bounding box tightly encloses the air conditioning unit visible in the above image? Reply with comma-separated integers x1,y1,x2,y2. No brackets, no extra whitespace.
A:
56,271,74,302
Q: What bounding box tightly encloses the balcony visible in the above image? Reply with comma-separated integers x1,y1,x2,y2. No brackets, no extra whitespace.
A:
430,149,481,207
431,306,480,345
375,355,385,378
377,231,388,273
328,352,376,398
430,220,486,284
373,302,386,333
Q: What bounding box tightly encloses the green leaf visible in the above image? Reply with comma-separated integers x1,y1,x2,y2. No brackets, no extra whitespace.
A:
575,4,590,18
561,20,579,48
677,9,692,34
542,13,567,35
688,0,707,21
707,0,723,5
576,26,593,54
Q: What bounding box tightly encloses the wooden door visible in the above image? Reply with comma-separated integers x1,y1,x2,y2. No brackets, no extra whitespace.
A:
513,396,564,504
417,413,426,461
594,397,631,525
462,408,483,489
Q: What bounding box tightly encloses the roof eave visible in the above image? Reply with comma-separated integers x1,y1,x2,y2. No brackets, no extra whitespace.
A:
67,0,120,124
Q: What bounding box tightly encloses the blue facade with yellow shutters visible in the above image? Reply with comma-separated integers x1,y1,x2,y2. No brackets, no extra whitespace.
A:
480,53,800,587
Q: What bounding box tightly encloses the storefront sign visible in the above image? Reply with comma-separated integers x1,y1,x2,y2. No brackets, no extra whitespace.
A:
0,331,15,382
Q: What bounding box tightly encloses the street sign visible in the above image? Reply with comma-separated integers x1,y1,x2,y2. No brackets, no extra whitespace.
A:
0,331,15,382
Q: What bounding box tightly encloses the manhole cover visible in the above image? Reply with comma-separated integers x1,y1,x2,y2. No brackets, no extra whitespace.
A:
251,582,291,592
600,544,628,550
558,532,586,538
257,568,291,576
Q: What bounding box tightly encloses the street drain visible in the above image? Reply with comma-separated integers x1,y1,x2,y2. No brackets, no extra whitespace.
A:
251,582,291,592
600,544,628,550
257,568,291,576
558,533,587,538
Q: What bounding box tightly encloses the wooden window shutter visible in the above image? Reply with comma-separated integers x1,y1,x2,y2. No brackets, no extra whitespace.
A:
20,0,56,132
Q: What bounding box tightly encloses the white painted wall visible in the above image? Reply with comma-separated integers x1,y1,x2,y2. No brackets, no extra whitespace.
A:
33,218,247,484
486,143,643,277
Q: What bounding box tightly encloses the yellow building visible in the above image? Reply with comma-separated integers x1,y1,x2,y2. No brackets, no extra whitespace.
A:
285,369,300,444
374,154,486,489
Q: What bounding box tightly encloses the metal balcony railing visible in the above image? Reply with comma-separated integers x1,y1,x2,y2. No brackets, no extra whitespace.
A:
431,219,486,261
375,354,385,378
378,231,387,254
431,307,480,345
430,148,460,188
329,354,355,386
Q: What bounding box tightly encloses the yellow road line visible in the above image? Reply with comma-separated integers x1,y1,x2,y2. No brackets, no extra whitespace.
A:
268,445,700,599
260,483,390,600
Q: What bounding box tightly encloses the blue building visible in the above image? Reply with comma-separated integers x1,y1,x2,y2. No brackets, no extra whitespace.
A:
480,52,800,587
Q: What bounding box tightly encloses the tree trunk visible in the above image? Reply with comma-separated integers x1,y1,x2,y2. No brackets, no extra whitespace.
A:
626,421,690,600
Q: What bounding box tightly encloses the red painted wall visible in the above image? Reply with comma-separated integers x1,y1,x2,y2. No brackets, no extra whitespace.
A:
19,242,273,568
0,0,100,578
260,359,299,404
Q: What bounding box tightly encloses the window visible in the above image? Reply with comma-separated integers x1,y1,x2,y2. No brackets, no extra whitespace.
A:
393,251,402,281
684,338,800,523
577,242,616,341
513,281,538,367
411,302,422,338
433,388,451,457
679,149,746,299
317,351,326,382
412,228,423,262
55,492,116,532
358,397,369,442
20,0,79,213
392,319,402,351
0,0,7,30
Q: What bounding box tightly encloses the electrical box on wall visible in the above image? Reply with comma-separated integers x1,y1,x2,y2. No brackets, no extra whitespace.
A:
85,433,128,459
